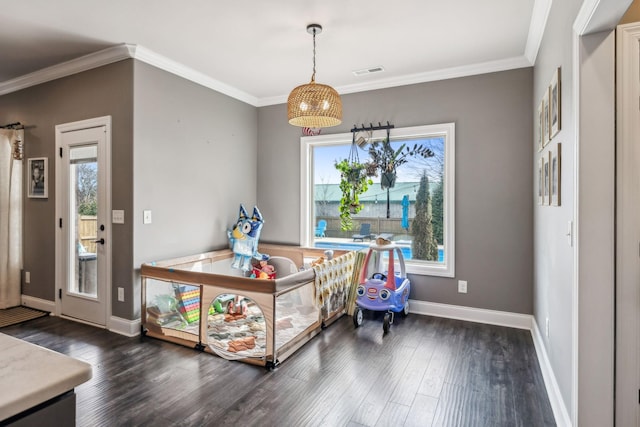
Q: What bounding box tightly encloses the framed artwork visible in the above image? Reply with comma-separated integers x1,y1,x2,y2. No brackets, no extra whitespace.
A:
542,90,550,147
537,101,544,152
27,157,48,198
551,143,562,206
543,153,550,205
549,68,561,139
537,156,543,205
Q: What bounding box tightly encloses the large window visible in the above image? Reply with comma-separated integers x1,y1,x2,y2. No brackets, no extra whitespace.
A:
301,123,455,277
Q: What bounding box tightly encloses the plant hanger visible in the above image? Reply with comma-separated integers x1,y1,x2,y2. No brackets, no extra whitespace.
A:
350,121,395,134
348,131,360,165
350,121,394,146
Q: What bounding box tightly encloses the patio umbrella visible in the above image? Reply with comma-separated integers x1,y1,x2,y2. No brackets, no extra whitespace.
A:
401,194,409,230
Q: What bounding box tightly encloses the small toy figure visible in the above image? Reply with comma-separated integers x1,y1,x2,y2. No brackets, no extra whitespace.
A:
227,205,268,271
251,260,276,279
259,261,275,276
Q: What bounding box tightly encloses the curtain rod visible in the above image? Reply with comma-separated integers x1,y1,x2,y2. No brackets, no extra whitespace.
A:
0,122,24,129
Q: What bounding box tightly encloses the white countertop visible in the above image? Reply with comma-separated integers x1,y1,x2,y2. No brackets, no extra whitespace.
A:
0,333,92,421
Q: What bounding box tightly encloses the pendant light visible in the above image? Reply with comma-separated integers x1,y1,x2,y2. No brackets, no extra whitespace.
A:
287,24,342,128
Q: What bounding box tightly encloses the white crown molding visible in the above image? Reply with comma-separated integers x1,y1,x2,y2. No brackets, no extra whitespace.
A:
525,0,553,64
257,55,532,107
574,0,632,35
130,45,258,106
21,295,56,313
0,44,135,97
0,43,259,106
408,299,533,330
574,0,599,35
531,319,573,427
1,42,534,108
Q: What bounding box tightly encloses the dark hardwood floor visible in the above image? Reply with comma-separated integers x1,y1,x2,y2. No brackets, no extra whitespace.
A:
1,312,555,426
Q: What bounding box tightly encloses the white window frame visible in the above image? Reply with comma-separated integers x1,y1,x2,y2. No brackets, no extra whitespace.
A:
300,122,455,277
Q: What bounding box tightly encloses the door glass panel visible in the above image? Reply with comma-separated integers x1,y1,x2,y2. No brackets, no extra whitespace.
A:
68,144,98,298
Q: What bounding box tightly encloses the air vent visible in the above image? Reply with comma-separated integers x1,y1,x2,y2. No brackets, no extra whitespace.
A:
352,66,385,76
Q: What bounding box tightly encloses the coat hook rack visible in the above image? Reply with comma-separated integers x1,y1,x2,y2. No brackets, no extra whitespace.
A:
0,122,23,130
350,121,394,134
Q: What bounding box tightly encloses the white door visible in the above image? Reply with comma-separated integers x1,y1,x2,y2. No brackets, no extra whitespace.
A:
55,117,111,326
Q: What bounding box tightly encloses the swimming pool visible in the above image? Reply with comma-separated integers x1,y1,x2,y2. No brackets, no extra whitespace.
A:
314,241,444,262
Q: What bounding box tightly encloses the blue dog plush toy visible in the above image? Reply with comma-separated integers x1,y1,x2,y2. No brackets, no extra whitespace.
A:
227,205,267,271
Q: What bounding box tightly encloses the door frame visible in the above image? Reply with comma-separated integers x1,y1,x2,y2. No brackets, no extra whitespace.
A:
616,22,640,426
55,116,112,328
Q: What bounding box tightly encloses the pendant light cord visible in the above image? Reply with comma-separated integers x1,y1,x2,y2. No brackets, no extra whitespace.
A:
311,28,317,83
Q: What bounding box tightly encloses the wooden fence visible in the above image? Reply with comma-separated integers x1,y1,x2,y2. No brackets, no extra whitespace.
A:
79,215,97,253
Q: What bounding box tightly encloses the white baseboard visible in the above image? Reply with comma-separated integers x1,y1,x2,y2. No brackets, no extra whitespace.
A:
408,299,533,329
109,316,141,337
531,319,572,427
21,295,56,313
20,295,140,337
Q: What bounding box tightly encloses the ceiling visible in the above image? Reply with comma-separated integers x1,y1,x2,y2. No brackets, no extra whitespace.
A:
0,0,545,106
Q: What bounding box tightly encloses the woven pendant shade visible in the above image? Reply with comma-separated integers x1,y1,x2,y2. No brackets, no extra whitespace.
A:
288,23,342,128
287,81,342,128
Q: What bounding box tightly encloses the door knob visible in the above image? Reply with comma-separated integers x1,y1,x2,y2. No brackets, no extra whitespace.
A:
94,238,105,245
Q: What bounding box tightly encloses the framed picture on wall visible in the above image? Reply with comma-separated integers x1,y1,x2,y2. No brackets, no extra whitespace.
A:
537,156,543,205
27,157,48,198
549,67,561,139
537,101,544,152
543,153,550,205
551,143,562,206
543,90,550,147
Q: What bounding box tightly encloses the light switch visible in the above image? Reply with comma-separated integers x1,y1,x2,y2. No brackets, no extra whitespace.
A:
112,210,125,224
143,210,152,224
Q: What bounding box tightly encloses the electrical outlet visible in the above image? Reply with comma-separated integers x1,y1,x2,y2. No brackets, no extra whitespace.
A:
458,280,467,293
545,317,550,338
118,287,125,302
25,271,30,284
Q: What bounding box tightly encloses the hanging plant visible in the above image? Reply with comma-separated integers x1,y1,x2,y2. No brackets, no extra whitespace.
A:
380,171,397,189
335,159,374,231
368,138,435,188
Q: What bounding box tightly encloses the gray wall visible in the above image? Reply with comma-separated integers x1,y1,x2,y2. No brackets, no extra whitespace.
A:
131,61,258,318
533,0,582,415
0,60,134,306
578,30,615,427
258,68,534,314
0,58,257,321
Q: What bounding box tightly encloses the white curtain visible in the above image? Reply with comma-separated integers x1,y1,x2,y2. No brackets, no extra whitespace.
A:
0,129,23,308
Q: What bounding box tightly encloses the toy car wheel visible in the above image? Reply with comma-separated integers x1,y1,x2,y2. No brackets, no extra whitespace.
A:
353,307,363,328
402,300,410,316
383,313,391,333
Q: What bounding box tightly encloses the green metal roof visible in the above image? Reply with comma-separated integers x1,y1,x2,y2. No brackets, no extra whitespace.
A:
314,181,425,203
